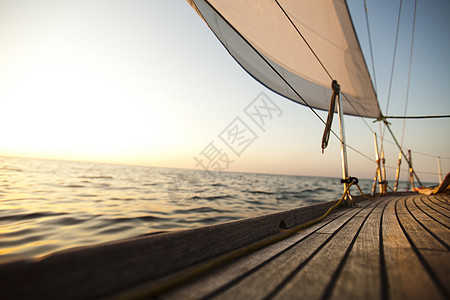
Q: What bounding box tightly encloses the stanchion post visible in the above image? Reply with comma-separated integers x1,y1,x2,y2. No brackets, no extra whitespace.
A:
373,133,383,194
336,83,352,205
394,151,402,192
437,156,442,184
408,150,414,191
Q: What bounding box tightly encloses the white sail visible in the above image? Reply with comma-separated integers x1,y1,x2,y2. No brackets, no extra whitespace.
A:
187,0,381,118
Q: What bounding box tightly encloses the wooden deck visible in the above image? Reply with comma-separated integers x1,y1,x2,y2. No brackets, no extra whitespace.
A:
0,193,448,299
156,193,450,300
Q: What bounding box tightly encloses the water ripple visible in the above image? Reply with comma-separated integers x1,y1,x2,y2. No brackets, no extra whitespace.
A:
0,156,397,262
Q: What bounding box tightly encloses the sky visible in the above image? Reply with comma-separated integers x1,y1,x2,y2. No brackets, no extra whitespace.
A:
0,0,449,183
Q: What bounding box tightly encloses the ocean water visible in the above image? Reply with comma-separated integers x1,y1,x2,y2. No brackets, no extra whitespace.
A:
0,156,405,263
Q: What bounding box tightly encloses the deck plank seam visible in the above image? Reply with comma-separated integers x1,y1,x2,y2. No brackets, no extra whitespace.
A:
379,197,390,300
420,196,450,218
199,206,358,300
427,196,450,211
415,247,449,252
416,197,450,230
428,194,450,207
434,195,449,204
319,198,388,300
408,198,450,250
395,198,450,299
261,205,369,300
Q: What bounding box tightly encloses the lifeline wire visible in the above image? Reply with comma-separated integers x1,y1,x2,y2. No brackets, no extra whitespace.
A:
383,120,423,187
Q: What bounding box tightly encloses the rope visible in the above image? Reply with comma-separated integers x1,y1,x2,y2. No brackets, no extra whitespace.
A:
322,80,340,153
122,180,357,299
355,183,382,200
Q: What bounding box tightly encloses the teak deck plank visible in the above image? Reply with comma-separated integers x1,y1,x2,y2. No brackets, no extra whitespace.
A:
0,193,449,300
402,195,450,296
418,197,450,223
396,196,446,251
329,199,389,300
209,202,369,300
161,194,450,300
272,199,382,300
434,195,449,206
382,197,445,300
162,208,351,300
428,196,450,210
409,198,450,247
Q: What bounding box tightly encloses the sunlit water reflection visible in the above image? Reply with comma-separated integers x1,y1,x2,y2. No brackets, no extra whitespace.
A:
0,156,412,263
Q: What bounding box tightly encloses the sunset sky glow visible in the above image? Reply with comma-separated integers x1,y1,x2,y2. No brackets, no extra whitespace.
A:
0,0,449,183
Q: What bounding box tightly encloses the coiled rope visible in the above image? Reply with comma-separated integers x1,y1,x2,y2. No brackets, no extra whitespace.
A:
354,182,383,200
122,178,380,299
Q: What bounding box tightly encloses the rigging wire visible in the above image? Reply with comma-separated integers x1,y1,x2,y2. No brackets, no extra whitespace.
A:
273,0,447,180
273,0,383,144
273,0,333,81
400,0,418,148
385,0,403,118
410,151,450,160
272,0,381,165
272,1,377,147
347,144,376,163
383,115,450,119
363,0,378,93
378,136,450,159
203,0,443,181
202,0,330,129
272,0,443,177
376,0,403,169
383,120,424,186
340,93,375,134
274,0,380,136
204,0,373,164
